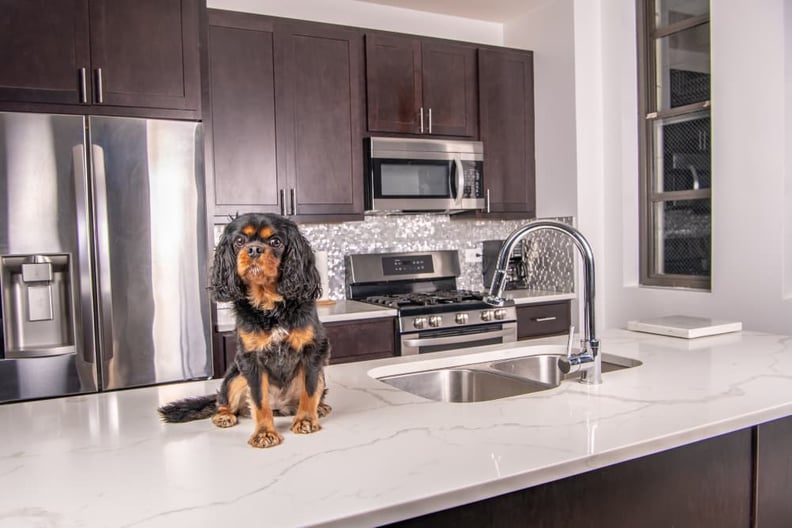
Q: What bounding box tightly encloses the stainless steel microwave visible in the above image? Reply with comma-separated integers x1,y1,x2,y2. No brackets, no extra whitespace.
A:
364,137,485,214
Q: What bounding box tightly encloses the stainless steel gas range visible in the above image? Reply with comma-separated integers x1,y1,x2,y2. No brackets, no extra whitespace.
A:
345,250,517,355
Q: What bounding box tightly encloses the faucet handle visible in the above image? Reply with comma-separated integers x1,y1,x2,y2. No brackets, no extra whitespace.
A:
565,325,575,357
483,295,505,307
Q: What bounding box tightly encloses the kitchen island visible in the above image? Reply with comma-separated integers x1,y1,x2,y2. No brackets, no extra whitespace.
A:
1,328,791,527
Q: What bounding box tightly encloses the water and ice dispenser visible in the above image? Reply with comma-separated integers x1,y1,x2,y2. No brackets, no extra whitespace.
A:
0,254,75,358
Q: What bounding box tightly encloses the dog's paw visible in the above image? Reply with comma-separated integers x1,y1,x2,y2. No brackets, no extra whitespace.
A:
317,402,332,418
291,415,321,434
212,411,238,428
248,428,283,448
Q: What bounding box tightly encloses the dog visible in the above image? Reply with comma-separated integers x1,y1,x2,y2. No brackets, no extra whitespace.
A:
158,213,331,448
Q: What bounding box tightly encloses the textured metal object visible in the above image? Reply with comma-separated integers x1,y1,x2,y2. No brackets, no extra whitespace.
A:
300,215,575,300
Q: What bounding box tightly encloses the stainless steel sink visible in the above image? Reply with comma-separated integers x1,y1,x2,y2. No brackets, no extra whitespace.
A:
377,368,553,403
374,352,642,403
490,353,642,382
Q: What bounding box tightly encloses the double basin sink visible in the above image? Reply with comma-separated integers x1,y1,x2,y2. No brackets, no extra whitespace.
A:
370,345,641,403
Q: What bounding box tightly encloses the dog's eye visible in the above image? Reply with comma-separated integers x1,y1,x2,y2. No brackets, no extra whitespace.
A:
233,236,245,248
268,237,283,248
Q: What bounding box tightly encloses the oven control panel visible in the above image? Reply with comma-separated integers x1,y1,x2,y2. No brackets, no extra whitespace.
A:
404,306,517,332
382,255,434,276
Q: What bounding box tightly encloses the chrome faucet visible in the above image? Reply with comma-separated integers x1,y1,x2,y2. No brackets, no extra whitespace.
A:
484,220,602,384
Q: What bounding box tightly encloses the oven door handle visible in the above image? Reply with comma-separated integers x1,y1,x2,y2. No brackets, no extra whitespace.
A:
403,328,513,348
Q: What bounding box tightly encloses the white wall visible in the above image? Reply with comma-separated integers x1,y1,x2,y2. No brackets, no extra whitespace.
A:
503,0,578,220
206,0,503,45
505,0,791,335
575,0,791,335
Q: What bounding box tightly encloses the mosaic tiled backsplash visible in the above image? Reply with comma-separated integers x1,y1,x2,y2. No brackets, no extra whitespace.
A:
298,215,575,300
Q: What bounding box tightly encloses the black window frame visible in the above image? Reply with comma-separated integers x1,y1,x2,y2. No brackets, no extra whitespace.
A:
637,1,711,290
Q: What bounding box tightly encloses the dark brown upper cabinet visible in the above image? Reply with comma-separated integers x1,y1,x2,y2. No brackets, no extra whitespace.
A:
365,33,477,138
0,0,202,118
207,13,280,216
207,11,364,222
477,47,536,217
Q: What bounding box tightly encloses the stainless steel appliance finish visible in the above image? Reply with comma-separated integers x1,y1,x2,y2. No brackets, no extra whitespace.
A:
0,112,211,403
365,137,485,214
346,250,516,356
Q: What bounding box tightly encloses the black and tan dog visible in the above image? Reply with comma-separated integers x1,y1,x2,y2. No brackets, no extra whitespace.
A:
158,213,331,448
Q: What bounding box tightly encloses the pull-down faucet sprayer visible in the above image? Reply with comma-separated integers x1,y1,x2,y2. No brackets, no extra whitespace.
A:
484,220,602,384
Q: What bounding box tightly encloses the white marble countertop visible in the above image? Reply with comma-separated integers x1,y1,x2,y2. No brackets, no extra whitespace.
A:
2,328,792,527
317,299,397,323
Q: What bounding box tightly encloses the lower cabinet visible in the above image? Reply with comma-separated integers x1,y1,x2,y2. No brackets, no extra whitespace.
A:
388,415,792,527
755,415,792,525
324,317,397,364
517,301,571,340
211,317,397,377
211,331,236,379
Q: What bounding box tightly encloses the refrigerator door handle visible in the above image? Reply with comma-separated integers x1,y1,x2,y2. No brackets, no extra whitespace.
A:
90,144,114,362
72,142,97,365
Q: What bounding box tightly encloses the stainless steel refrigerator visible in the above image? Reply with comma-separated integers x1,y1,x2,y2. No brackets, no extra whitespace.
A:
0,112,211,403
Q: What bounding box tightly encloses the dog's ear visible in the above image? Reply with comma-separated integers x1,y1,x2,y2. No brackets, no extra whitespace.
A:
209,229,245,302
278,224,321,303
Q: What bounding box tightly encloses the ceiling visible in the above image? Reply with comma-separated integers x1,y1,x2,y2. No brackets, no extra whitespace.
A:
354,0,540,23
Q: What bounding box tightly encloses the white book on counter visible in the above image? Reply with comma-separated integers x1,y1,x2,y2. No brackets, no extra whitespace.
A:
627,315,743,339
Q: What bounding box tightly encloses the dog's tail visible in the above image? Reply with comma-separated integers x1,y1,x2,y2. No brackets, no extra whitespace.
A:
157,394,217,423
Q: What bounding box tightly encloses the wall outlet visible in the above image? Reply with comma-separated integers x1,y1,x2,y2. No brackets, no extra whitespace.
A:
464,248,482,263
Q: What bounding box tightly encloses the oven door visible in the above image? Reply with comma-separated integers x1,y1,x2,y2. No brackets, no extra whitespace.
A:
400,322,517,356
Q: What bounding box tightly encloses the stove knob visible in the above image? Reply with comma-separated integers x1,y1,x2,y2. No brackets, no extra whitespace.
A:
494,308,507,320
413,317,427,329
429,315,443,328
481,310,494,322
455,313,469,325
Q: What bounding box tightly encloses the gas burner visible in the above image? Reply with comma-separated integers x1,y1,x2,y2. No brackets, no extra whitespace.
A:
364,289,484,309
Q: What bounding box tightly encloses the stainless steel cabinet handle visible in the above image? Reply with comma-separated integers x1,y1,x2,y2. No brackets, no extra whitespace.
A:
279,189,286,216
94,68,104,103
486,188,491,213
535,316,558,322
428,107,432,134
79,68,88,103
419,107,424,134
289,188,296,216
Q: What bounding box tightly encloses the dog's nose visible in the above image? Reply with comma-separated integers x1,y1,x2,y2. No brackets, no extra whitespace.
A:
246,245,264,259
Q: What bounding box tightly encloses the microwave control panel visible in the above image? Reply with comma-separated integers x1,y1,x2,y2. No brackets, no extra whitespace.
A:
461,161,483,198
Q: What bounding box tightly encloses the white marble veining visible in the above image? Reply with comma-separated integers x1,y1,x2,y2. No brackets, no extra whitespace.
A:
2,329,792,527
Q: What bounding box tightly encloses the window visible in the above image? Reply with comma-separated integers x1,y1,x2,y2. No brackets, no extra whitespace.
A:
637,0,711,289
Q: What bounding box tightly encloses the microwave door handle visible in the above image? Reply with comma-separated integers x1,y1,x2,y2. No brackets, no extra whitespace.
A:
454,158,465,203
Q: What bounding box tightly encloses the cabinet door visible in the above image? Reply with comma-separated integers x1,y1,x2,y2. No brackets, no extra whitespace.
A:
325,318,396,364
0,0,90,105
478,48,536,216
421,41,478,137
207,11,281,216
88,0,200,111
365,33,422,134
275,21,364,218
